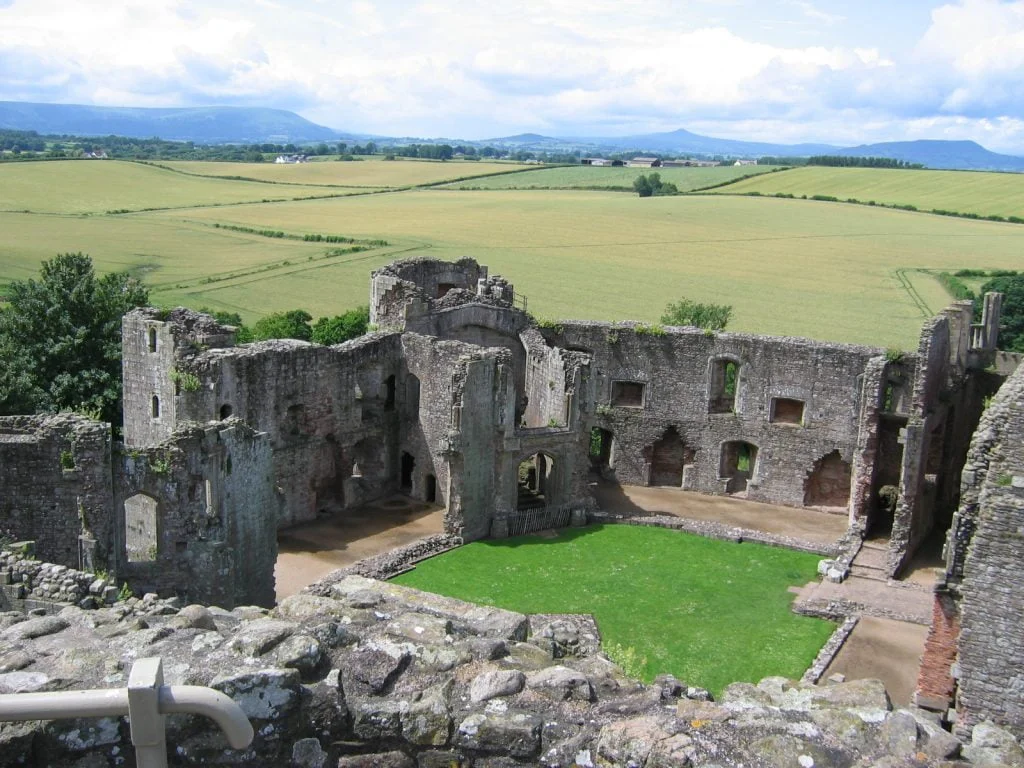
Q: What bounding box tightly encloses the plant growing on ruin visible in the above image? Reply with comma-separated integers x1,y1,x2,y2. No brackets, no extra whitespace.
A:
884,348,905,363
603,641,649,680
596,404,614,416
535,318,564,334
661,298,732,331
118,582,133,601
169,368,202,392
634,323,666,336
605,330,619,345
149,454,171,475
996,474,1014,487
59,450,75,471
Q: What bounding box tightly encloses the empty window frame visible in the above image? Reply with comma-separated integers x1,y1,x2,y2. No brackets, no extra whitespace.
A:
709,359,739,414
611,381,645,408
770,397,805,425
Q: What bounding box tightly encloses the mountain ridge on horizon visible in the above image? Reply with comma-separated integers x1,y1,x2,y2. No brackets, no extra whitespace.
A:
1,100,1022,171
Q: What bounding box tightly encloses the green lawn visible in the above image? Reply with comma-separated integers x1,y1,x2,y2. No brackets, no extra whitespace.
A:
445,164,781,191
391,524,833,695
710,165,1024,219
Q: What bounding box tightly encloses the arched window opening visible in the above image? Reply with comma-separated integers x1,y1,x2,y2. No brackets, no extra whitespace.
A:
124,494,158,562
384,375,396,410
147,327,157,353
220,403,233,420
151,395,160,419
720,441,758,495
709,359,739,414
400,451,415,491
517,452,557,510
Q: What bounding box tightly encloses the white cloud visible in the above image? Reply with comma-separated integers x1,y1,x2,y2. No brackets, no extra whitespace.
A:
0,0,1021,152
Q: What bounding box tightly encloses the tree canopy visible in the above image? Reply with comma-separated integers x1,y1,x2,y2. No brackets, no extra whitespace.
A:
660,298,732,330
633,172,679,198
0,253,149,424
224,306,371,346
980,273,1024,352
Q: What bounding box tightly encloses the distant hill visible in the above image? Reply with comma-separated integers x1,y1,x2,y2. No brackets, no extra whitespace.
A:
0,101,339,144
580,128,841,158
833,140,1024,172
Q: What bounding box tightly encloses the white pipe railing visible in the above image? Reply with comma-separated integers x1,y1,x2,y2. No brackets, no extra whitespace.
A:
0,657,253,768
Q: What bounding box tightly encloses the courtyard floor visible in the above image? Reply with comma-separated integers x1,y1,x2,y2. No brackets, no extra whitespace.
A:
592,480,850,545
275,496,444,600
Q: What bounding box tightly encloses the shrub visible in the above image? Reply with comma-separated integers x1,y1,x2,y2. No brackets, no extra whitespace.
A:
661,298,732,331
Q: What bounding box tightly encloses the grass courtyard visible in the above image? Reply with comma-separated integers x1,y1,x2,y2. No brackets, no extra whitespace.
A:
391,524,833,695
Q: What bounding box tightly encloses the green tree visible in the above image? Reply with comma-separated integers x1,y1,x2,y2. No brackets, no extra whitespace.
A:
0,253,148,424
660,298,732,330
980,274,1024,352
633,172,678,198
311,306,370,345
249,310,313,342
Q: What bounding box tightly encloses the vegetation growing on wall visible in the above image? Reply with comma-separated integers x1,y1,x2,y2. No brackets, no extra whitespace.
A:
661,298,732,330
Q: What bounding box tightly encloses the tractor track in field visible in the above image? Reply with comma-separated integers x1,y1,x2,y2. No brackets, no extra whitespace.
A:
893,268,933,318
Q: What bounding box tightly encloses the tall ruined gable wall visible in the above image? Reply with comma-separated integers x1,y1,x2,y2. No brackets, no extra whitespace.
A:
0,415,113,570
114,420,277,607
551,322,880,507
952,364,1024,736
175,333,404,526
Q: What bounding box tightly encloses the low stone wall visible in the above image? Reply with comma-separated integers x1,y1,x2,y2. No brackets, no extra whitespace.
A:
3,573,1018,767
0,542,119,611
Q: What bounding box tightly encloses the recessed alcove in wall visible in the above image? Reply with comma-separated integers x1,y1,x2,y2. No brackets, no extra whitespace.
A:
648,426,693,487
771,398,805,425
803,450,852,508
124,493,158,562
709,359,739,414
611,381,645,408
721,441,757,494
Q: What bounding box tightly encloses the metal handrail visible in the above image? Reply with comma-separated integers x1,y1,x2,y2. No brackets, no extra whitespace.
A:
0,657,253,768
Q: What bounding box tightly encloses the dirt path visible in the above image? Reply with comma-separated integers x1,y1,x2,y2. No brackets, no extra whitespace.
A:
274,496,444,601
823,617,929,706
593,482,849,545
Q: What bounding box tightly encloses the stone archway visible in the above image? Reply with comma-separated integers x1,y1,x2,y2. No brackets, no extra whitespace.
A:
648,426,693,487
804,450,852,509
720,441,758,495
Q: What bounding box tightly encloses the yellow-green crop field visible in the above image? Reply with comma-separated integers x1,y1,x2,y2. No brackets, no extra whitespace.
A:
0,160,382,214
445,164,781,191
159,157,527,188
2,159,1022,349
710,165,1024,219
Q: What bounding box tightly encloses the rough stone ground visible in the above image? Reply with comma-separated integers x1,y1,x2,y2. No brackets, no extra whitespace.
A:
592,481,849,545
3,573,1020,767
824,617,931,706
275,496,445,600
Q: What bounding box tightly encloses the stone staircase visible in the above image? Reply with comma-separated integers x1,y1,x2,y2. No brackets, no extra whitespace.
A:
849,540,890,582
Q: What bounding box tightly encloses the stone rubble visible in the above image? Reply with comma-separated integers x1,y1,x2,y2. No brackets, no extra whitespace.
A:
0,573,1019,767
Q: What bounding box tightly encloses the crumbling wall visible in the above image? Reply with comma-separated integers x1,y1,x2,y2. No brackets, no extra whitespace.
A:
552,322,878,508
944,364,1024,737
0,414,113,570
175,333,404,527
521,327,571,428
122,308,236,448
370,257,488,328
114,420,278,607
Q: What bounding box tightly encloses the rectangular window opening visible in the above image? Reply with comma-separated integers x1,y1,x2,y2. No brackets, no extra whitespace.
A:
771,398,805,425
611,381,645,408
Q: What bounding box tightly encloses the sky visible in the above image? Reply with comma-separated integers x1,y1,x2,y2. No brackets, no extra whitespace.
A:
1,0,1023,152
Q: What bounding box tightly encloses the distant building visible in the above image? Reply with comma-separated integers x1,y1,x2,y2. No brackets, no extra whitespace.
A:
734,159,758,166
581,158,611,166
275,154,308,164
83,151,108,160
627,157,661,168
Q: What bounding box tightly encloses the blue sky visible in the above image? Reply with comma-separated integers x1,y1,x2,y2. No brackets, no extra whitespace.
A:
1,0,1022,152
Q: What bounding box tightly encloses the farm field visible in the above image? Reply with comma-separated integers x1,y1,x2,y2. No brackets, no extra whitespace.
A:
145,190,1024,347
392,524,833,695
159,157,527,187
710,165,1024,219
0,160,373,214
445,163,780,191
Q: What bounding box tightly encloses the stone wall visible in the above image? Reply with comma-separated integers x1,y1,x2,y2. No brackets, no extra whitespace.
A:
550,321,878,509
113,419,278,608
0,414,113,571
941,363,1024,737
